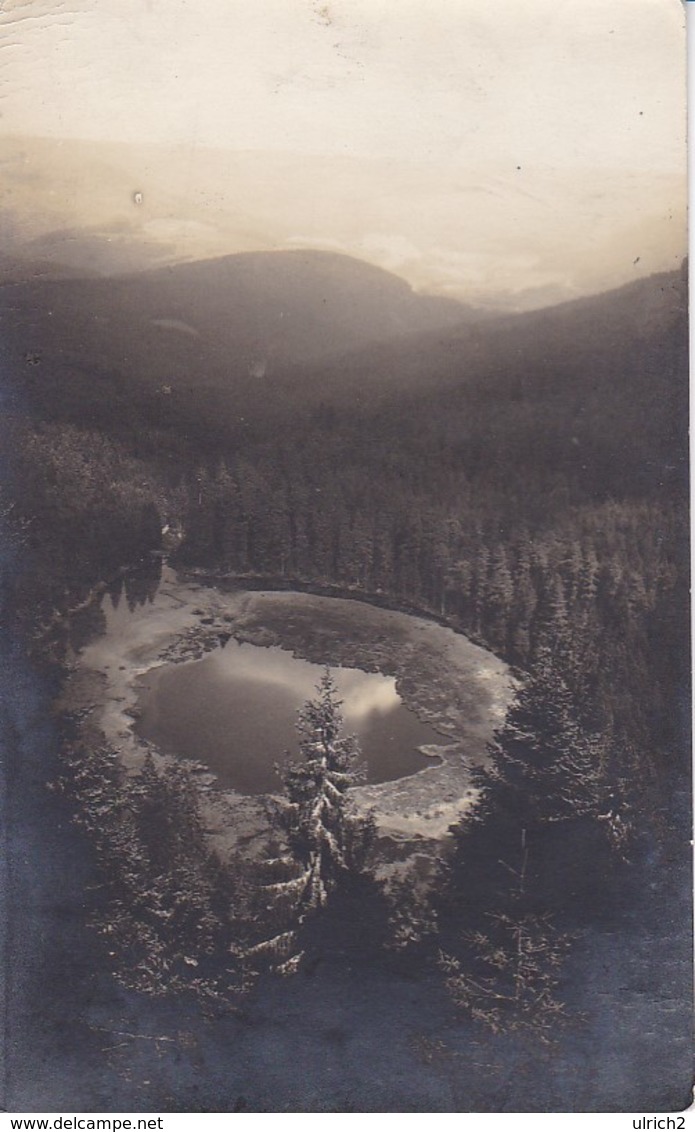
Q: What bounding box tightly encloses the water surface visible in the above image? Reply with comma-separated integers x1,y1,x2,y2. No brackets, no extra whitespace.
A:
135,638,443,793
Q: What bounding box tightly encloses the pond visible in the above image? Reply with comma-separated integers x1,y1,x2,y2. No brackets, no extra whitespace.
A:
134,637,444,794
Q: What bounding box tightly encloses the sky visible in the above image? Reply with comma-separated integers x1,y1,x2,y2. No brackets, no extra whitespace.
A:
0,0,687,307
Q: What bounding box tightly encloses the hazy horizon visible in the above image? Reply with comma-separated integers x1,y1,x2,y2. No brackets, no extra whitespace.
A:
0,0,686,311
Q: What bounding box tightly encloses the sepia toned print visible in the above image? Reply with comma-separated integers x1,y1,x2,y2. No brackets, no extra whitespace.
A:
0,0,690,1113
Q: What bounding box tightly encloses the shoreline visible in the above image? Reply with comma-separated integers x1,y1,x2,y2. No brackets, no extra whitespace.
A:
64,567,514,857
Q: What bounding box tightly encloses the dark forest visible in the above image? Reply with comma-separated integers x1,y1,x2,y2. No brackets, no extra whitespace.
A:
1,249,690,1111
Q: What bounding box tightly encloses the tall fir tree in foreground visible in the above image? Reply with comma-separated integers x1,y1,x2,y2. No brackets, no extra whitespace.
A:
246,671,375,974
440,647,629,1038
481,646,604,830
282,670,368,906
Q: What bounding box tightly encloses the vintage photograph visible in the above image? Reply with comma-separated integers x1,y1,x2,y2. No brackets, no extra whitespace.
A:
0,0,690,1114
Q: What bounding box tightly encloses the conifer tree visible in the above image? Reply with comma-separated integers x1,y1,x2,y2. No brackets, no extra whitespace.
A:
440,650,603,1037
245,671,374,974
481,647,603,830
280,669,366,910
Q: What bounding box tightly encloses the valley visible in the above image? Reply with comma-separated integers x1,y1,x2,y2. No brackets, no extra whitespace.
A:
3,241,690,1112
0,3,688,1110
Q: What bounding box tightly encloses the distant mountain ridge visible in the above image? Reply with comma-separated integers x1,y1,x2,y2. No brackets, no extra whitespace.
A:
1,251,686,504
278,262,687,404
0,135,685,311
0,249,484,398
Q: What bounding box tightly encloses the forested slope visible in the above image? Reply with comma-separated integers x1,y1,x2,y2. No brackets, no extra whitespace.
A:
3,257,689,826
1,250,689,1101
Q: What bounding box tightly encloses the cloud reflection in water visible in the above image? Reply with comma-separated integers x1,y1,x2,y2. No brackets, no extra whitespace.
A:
210,640,401,725
137,638,440,792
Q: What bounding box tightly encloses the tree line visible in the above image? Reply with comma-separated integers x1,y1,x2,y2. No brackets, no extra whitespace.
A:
9,348,688,824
